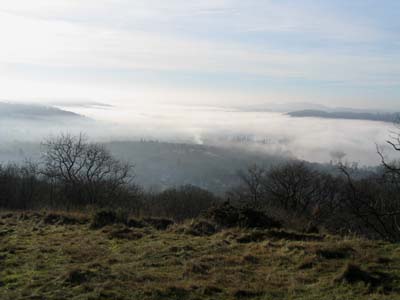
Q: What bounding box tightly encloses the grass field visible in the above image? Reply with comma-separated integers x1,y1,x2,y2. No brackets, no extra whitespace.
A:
1,211,399,300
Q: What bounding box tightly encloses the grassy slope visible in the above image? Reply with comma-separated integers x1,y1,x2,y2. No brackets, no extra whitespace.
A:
0,212,400,300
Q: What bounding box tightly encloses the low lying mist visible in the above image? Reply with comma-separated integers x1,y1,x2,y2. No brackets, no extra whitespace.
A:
56,103,395,166
0,102,396,166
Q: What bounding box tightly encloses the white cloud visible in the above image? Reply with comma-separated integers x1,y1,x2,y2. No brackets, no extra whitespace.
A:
0,10,398,83
0,1,399,108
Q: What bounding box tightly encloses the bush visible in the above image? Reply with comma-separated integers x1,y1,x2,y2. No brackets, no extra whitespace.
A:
90,210,127,229
204,202,281,229
237,207,282,229
143,218,174,230
143,185,218,221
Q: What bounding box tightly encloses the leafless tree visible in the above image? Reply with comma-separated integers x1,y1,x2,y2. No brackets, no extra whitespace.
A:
235,164,268,208
41,133,134,206
339,164,400,242
264,162,320,214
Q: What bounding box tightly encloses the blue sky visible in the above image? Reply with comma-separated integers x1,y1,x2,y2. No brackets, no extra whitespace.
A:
0,0,399,109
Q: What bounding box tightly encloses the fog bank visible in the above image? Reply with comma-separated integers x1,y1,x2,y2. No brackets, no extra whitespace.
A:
54,103,395,166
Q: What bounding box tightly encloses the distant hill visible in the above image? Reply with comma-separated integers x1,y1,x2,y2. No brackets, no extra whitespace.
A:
0,102,96,142
236,102,329,113
287,109,399,123
0,102,86,121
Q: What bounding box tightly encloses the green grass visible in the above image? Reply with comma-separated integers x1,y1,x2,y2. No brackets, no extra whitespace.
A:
0,211,400,300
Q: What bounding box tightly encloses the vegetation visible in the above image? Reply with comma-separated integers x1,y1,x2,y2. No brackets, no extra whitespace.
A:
1,132,400,299
1,211,400,300
230,160,400,242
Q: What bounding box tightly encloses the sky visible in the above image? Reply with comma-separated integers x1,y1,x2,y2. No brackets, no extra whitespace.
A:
0,0,399,110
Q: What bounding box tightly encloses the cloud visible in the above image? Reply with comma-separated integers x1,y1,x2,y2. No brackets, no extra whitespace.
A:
0,1,399,109
0,9,398,81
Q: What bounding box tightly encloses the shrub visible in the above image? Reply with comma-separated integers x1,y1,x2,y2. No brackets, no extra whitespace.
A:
204,202,281,229
143,218,174,230
90,210,126,229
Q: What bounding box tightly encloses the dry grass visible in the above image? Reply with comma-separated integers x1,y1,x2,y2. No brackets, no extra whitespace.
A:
0,211,400,300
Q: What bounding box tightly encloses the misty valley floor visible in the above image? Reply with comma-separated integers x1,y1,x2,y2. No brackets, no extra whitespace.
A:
1,212,400,300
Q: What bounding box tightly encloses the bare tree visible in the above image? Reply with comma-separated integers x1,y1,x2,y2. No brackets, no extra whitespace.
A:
339,164,400,242
41,133,134,206
377,122,400,178
235,164,268,208
264,162,319,214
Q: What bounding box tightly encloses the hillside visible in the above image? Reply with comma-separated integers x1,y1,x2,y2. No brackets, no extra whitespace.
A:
0,102,86,121
107,141,290,194
0,211,399,300
288,110,399,123
0,102,99,143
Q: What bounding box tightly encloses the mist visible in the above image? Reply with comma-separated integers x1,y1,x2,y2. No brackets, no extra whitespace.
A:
1,101,395,167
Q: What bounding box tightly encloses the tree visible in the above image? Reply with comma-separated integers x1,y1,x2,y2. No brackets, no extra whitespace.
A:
264,162,319,214
236,164,268,208
0,161,39,209
339,164,400,242
41,133,134,207
145,185,218,221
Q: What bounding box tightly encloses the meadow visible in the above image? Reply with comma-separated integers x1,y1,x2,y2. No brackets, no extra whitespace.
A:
1,211,399,300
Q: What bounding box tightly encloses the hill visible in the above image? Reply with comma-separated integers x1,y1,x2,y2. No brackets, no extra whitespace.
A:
0,102,86,121
0,211,399,300
107,141,290,194
0,102,98,143
288,109,399,123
